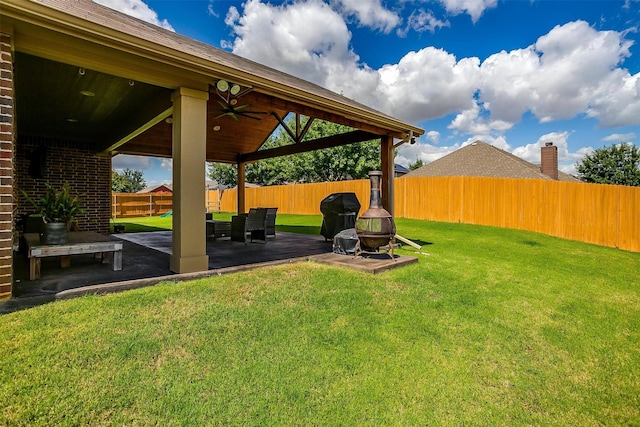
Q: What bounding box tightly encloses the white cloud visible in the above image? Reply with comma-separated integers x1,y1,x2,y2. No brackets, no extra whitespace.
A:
448,101,513,135
334,0,401,33
224,3,639,136
439,0,498,23
511,131,592,166
397,9,450,37
92,0,174,30
396,141,461,166
160,159,173,170
377,48,480,122
480,21,639,127
112,154,151,171
225,0,365,91
208,1,219,18
425,130,441,144
602,132,636,142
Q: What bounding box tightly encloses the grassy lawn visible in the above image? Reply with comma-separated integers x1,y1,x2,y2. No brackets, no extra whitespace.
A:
3,216,639,425
111,212,320,235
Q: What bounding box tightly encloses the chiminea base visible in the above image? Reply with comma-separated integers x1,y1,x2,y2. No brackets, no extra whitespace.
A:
354,237,396,261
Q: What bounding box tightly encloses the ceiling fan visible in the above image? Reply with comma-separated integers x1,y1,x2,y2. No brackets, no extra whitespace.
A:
213,80,268,122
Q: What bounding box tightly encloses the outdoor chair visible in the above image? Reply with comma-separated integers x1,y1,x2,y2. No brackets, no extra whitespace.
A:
231,208,267,244
259,207,278,238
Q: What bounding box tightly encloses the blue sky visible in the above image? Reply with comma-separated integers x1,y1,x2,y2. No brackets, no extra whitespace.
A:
105,0,640,186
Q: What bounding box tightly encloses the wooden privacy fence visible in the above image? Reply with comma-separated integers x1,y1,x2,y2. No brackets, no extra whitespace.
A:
212,177,640,253
112,192,172,218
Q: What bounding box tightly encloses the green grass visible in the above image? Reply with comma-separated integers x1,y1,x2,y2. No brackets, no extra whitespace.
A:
3,217,640,426
111,212,320,235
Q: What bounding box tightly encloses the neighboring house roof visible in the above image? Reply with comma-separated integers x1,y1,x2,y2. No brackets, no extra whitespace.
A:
404,141,581,182
394,164,409,177
137,184,172,193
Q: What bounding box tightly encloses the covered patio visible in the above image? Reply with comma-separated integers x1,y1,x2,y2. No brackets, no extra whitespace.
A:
0,0,423,301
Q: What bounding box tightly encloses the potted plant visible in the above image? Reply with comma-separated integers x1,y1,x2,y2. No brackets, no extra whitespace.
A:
21,182,85,244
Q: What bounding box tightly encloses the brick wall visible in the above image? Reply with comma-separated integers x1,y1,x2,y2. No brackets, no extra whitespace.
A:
16,137,111,235
0,33,14,301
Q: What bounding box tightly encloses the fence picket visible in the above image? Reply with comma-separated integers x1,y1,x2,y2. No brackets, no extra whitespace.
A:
112,177,640,252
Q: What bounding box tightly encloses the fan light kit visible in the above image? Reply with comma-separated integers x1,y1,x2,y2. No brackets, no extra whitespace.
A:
214,79,267,122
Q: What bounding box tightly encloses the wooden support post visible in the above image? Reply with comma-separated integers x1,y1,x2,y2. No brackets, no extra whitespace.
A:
380,135,394,216
238,161,246,214
170,87,209,274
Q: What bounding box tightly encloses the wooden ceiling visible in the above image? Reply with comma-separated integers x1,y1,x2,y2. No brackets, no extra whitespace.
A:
15,53,393,164
14,53,172,148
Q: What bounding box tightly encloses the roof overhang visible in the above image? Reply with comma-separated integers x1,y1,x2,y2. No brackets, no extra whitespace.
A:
1,0,424,161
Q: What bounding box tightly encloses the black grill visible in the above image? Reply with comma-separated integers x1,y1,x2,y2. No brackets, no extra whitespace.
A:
319,192,361,240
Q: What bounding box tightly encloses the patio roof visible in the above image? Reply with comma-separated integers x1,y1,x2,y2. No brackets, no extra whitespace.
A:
4,0,424,162
2,0,424,277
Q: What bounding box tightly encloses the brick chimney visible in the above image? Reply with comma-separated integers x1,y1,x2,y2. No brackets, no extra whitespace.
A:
540,142,558,180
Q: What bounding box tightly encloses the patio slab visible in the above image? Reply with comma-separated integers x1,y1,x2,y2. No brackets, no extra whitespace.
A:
4,230,418,312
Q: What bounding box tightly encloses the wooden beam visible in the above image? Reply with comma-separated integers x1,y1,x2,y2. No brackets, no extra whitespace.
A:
101,106,173,156
237,162,246,214
240,130,378,163
250,92,405,139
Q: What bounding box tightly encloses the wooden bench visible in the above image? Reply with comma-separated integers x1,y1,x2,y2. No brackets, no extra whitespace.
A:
23,231,123,280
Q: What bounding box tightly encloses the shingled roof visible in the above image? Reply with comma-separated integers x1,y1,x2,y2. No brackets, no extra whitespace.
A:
404,141,581,182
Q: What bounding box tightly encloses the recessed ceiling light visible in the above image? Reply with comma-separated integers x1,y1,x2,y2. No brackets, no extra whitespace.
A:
80,90,95,97
213,125,221,131
165,118,173,124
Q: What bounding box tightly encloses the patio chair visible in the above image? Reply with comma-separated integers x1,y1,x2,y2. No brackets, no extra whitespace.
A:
231,208,267,244
259,207,278,238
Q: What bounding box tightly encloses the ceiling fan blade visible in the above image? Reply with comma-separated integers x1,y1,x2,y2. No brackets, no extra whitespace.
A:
237,112,263,120
216,100,229,110
233,104,252,111
214,112,230,119
231,113,240,122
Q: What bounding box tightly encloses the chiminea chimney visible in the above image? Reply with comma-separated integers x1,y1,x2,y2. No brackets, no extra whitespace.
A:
540,142,558,180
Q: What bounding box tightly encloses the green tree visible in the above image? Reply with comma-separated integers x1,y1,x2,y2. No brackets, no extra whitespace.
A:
112,168,146,192
249,119,380,185
576,143,640,186
409,159,424,171
207,119,383,186
207,163,238,188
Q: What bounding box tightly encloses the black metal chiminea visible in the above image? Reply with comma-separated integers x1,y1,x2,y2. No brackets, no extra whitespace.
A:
355,171,396,255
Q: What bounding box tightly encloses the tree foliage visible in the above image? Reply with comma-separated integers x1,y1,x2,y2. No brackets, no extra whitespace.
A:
207,163,238,188
576,143,640,186
208,119,381,186
112,168,146,193
409,159,424,171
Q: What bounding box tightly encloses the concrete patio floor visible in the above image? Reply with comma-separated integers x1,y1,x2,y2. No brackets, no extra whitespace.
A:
3,230,417,313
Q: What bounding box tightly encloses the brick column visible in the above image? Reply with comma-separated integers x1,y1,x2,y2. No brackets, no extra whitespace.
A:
0,32,14,301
